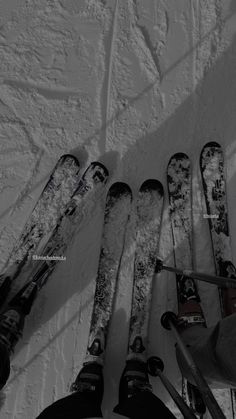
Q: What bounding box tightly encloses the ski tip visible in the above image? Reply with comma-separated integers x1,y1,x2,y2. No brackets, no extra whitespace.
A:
201,141,221,150
139,179,164,196
107,182,132,199
200,141,222,164
200,141,222,156
167,152,189,166
90,161,109,178
57,154,80,166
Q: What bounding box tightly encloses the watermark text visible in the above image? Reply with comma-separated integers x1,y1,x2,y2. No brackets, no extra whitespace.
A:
203,214,219,219
32,255,66,261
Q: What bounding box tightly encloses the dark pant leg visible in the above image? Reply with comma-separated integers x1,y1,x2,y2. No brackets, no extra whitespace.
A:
114,391,176,419
36,392,103,419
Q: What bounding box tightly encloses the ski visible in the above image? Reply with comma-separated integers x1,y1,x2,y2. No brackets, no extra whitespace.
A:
115,179,164,410
70,182,132,392
0,162,109,361
167,152,206,417
128,179,164,362
200,141,236,315
200,141,236,418
0,154,80,305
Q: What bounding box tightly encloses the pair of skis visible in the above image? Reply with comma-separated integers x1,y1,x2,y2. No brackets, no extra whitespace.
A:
0,154,81,305
0,157,109,367
73,179,164,399
167,152,205,416
200,142,236,418
167,142,236,417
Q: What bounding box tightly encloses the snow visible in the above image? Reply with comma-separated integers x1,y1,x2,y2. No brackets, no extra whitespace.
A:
0,0,236,418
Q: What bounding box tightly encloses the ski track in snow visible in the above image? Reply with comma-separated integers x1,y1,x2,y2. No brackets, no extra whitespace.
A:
103,0,119,153
0,0,236,418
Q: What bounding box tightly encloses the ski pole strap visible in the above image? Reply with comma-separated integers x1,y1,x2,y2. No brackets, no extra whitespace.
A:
161,311,226,419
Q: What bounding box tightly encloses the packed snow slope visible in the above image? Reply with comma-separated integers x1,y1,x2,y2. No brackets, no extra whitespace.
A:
0,0,236,418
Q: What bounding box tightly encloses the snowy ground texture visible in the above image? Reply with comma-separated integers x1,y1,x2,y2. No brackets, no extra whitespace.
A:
0,0,236,418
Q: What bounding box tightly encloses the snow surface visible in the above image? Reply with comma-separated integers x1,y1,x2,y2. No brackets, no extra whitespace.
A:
0,0,236,418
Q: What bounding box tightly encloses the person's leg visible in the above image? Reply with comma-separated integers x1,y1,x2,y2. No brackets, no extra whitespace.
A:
36,392,103,419
176,293,236,387
0,342,10,390
36,362,104,419
113,359,176,419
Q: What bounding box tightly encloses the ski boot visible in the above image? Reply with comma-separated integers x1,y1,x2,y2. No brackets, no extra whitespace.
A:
118,359,152,401
114,359,152,417
70,362,104,406
0,306,25,390
114,360,176,418
0,305,26,352
177,275,205,329
177,274,200,304
176,278,206,415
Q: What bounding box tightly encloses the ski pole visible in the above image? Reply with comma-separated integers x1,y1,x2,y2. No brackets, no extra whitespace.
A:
155,258,236,289
161,311,226,419
147,356,198,419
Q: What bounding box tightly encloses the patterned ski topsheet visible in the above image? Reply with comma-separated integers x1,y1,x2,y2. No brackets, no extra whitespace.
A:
127,179,164,362
1,154,80,281
6,163,108,307
167,153,205,416
25,162,109,292
200,142,236,418
167,153,202,311
0,163,109,352
168,150,234,418
84,182,132,365
200,141,236,316
167,153,193,272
